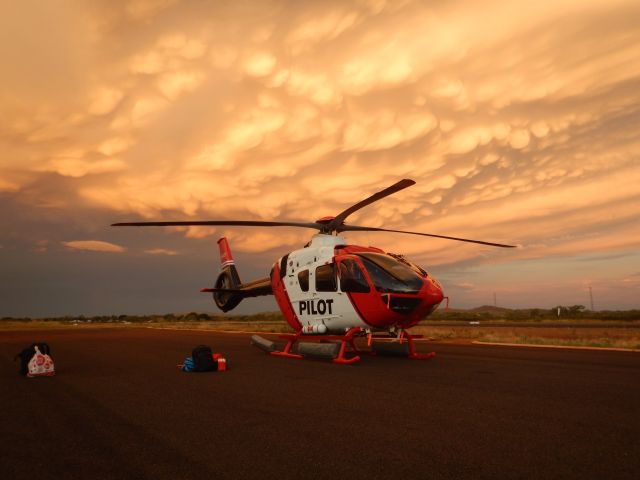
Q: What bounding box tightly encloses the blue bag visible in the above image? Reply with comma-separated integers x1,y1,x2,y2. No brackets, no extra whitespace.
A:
181,357,195,372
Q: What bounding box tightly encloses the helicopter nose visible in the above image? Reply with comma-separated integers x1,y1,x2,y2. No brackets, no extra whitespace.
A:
426,276,444,304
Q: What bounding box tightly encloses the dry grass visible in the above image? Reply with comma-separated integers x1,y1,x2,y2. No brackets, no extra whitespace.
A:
411,325,640,350
149,321,293,334
3,319,640,351
0,320,293,334
0,321,128,330
477,335,640,350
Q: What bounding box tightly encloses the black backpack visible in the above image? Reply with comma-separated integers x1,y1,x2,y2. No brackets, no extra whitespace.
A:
14,343,51,376
192,345,217,372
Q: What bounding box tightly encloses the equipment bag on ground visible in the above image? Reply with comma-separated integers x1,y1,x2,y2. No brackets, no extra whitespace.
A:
179,345,228,372
14,343,55,377
191,345,218,372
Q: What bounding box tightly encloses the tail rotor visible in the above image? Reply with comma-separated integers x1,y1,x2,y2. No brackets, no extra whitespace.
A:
212,238,243,312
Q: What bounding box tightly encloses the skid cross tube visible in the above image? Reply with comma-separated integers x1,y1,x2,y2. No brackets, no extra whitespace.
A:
271,327,364,364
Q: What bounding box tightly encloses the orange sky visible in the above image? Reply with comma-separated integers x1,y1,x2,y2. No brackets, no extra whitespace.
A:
1,0,639,315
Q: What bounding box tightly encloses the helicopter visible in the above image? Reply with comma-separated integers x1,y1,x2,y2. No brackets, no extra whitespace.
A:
112,179,515,364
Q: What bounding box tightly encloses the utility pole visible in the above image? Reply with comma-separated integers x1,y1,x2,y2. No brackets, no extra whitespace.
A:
588,286,594,311
493,292,497,307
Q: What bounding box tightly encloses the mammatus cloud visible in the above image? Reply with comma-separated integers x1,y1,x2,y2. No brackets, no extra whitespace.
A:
63,241,126,253
1,0,639,311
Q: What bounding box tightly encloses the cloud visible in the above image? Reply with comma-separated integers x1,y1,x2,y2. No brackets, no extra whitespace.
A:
451,282,475,291
144,248,179,256
63,240,126,253
88,87,124,116
1,0,640,313
35,156,128,178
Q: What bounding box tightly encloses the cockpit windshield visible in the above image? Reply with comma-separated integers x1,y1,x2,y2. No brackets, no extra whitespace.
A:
388,253,429,277
355,252,424,294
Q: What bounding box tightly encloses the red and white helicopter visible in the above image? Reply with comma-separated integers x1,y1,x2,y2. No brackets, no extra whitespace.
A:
113,179,515,364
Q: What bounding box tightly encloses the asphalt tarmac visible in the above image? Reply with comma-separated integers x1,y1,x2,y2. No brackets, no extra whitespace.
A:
1,328,639,480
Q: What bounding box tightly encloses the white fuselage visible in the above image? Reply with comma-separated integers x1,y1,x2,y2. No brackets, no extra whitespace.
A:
281,234,367,333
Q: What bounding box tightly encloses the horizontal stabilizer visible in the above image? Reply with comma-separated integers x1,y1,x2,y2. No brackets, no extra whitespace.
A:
201,288,245,294
201,277,272,298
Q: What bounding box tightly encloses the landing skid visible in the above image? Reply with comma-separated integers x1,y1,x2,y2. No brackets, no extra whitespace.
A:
400,331,438,360
263,327,435,364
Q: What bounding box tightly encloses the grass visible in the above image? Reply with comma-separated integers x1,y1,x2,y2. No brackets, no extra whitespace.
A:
410,325,640,350
476,334,640,350
150,321,293,334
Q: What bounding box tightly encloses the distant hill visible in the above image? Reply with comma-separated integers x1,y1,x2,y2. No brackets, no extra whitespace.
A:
469,305,513,314
439,305,512,314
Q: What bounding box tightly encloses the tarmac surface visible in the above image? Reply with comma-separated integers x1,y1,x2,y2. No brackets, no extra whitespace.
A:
1,327,639,480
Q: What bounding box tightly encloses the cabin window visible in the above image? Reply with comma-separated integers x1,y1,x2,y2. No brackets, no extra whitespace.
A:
298,270,309,292
315,264,337,292
279,254,289,278
339,259,370,293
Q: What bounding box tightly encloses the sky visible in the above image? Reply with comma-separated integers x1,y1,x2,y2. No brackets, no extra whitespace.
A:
1,0,639,317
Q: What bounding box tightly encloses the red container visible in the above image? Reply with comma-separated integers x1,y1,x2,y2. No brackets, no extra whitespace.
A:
217,358,227,371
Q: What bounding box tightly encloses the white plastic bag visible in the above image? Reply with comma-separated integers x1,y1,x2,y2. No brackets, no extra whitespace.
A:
27,346,55,377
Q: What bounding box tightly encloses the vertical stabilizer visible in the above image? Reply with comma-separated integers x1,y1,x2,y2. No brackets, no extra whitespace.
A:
213,237,242,311
202,237,272,312
218,237,236,270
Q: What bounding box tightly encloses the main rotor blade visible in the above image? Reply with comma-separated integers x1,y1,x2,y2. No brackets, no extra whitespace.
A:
112,220,323,229
339,224,517,248
327,179,416,232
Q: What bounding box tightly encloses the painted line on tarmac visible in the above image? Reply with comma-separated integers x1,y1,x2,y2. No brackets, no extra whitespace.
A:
473,341,639,352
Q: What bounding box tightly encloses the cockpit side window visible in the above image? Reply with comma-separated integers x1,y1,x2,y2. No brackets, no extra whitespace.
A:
315,264,337,292
298,270,309,292
339,259,370,293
